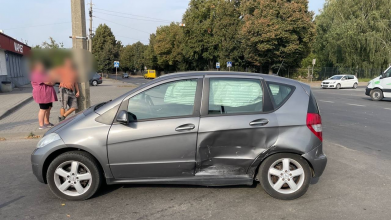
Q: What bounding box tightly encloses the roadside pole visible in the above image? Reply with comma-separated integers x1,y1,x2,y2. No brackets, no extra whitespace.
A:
71,0,90,112
227,61,232,72
312,59,316,83
88,0,93,53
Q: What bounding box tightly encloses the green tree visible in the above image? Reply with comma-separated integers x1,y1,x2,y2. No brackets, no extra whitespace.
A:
154,23,185,72
92,24,121,73
240,0,315,74
34,37,64,49
144,34,159,70
314,0,391,71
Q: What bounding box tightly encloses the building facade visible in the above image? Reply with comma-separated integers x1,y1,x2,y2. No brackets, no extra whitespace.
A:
0,32,31,91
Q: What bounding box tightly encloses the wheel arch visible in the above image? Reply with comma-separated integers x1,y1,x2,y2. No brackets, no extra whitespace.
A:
42,147,105,184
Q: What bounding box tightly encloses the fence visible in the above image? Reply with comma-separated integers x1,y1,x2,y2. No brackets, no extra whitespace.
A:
277,67,385,81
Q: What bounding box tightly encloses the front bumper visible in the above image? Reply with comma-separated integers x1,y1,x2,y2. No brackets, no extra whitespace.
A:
365,87,371,96
302,144,327,178
321,84,335,88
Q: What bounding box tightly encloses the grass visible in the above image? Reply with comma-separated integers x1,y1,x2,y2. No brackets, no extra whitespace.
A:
358,78,372,83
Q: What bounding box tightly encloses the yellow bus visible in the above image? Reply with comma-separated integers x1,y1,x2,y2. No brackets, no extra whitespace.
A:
144,70,156,79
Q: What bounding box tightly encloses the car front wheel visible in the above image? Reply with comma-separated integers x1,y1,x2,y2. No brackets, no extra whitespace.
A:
336,83,341,89
258,153,311,200
370,89,383,101
46,151,102,201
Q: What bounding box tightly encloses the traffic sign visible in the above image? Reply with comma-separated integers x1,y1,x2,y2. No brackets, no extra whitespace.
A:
227,61,232,68
216,62,220,69
114,61,120,68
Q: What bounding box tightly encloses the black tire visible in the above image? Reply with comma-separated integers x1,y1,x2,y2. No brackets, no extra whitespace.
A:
46,151,102,201
370,89,383,101
336,83,341,89
353,83,358,89
258,153,311,200
92,80,98,86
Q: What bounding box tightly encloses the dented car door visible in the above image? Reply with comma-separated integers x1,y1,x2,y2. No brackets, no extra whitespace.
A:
195,76,278,176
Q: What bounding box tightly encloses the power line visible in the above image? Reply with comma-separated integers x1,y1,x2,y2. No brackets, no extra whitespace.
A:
94,11,171,24
94,16,151,34
94,8,172,23
3,22,71,30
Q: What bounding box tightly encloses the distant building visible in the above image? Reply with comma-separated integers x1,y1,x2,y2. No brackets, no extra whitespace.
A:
0,32,31,91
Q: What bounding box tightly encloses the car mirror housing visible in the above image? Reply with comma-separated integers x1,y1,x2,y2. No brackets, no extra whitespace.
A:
116,110,129,124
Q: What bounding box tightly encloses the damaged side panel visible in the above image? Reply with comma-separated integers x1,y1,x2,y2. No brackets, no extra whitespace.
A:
196,114,279,177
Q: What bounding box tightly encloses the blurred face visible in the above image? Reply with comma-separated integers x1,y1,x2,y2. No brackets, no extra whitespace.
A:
34,62,44,73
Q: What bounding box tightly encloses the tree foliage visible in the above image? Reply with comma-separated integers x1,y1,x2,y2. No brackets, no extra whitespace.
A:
240,0,315,73
92,24,121,73
314,0,391,70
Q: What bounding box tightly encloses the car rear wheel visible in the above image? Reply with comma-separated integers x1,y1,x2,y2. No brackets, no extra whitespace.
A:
46,151,102,201
92,80,98,86
353,83,358,89
336,83,341,89
258,153,311,200
370,89,383,101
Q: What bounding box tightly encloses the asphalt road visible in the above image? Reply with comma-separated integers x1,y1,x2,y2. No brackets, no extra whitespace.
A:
108,74,151,86
1,83,391,220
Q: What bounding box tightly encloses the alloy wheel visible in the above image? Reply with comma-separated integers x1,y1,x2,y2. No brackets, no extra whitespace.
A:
267,158,305,194
54,161,92,197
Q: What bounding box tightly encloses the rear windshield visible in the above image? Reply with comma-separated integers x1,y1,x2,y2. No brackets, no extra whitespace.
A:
307,92,319,114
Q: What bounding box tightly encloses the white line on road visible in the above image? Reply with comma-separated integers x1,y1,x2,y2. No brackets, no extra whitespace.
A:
319,100,334,103
384,108,391,110
347,103,365,107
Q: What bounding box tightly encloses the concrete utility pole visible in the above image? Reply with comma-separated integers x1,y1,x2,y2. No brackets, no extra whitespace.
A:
71,0,90,112
88,0,93,53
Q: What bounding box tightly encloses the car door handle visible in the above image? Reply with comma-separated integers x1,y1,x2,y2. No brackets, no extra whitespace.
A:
249,119,269,126
175,124,195,131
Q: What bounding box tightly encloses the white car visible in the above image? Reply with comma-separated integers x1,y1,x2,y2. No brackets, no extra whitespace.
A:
321,75,358,89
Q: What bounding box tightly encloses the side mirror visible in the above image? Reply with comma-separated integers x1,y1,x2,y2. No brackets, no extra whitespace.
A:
116,110,129,124
380,75,384,79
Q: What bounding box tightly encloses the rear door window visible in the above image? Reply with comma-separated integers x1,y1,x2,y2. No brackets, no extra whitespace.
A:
208,78,263,114
266,82,295,108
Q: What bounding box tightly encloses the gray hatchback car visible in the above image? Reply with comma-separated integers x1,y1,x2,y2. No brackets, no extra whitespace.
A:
31,72,327,201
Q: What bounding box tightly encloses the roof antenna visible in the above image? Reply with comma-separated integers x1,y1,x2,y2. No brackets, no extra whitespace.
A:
276,60,284,76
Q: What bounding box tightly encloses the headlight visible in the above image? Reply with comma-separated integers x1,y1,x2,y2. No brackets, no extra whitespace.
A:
37,133,61,148
331,81,336,84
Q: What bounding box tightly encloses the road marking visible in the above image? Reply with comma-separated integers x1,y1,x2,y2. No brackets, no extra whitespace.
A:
384,108,391,110
347,103,365,107
319,100,334,103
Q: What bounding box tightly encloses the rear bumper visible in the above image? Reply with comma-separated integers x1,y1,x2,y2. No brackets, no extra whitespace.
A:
302,144,327,178
365,87,371,96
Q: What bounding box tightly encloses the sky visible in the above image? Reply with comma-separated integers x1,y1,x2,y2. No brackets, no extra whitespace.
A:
0,0,325,48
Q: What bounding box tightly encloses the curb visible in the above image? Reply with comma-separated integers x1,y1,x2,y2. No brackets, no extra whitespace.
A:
0,96,33,121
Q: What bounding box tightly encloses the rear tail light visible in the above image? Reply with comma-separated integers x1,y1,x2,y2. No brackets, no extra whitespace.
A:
306,113,322,141
99,77,102,80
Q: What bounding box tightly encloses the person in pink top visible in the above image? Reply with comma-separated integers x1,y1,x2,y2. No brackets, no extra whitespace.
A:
31,61,58,129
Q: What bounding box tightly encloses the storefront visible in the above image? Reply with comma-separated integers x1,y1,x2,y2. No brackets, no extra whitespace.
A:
0,32,31,92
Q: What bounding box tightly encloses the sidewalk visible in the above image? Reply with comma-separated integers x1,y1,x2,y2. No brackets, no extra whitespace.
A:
0,84,33,120
0,79,137,139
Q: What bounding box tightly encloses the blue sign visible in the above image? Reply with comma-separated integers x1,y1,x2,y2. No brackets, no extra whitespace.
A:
227,61,232,68
216,62,220,69
114,61,120,68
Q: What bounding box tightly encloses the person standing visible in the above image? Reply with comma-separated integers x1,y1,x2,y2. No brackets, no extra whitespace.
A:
53,58,80,122
31,62,57,129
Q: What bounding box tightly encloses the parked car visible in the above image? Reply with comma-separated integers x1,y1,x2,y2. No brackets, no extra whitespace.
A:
366,66,391,101
122,73,129,78
90,73,102,86
321,75,358,89
31,72,327,201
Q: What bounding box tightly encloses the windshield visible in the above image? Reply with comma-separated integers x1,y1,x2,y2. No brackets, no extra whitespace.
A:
329,76,343,80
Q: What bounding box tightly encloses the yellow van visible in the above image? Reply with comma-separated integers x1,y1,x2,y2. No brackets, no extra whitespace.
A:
144,70,157,79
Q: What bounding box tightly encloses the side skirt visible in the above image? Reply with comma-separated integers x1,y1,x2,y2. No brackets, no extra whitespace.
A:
106,175,254,186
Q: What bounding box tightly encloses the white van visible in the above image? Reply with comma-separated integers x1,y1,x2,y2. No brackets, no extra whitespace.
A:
366,66,391,101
